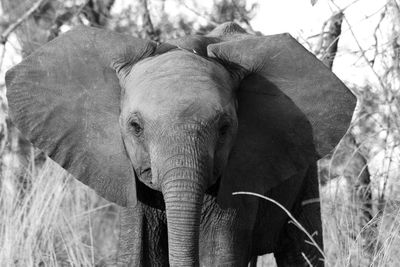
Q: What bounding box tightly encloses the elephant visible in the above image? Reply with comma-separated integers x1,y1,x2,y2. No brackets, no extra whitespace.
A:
6,22,355,266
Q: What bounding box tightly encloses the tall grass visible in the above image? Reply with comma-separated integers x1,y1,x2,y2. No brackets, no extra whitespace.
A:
1,156,400,266
321,179,400,267
0,157,119,266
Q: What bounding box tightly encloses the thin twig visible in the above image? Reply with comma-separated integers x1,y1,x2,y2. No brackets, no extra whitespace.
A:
371,6,387,67
0,45,6,73
231,0,255,33
301,252,313,267
179,1,218,26
330,0,386,90
314,3,387,58
71,0,91,26
0,0,48,45
71,203,114,219
341,0,363,12
140,0,159,42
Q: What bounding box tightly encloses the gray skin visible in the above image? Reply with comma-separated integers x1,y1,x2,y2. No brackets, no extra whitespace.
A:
6,23,355,267
116,51,323,266
119,51,237,265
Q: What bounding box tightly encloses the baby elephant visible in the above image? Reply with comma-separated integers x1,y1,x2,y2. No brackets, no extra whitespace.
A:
6,22,355,266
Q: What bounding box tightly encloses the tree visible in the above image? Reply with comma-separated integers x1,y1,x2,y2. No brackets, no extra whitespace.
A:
316,0,400,265
315,10,375,262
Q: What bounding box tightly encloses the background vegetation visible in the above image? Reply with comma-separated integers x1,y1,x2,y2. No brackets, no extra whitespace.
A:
0,0,399,266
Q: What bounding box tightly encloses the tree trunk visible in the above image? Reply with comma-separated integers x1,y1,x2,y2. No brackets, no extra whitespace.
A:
316,11,375,261
1,0,54,176
139,0,160,42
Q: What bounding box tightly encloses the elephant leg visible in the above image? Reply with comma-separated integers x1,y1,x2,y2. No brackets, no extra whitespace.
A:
117,204,145,266
199,194,253,267
274,163,324,267
117,203,168,267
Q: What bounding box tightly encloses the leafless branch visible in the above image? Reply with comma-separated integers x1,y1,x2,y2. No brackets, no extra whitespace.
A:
179,1,218,27
307,31,332,39
0,45,6,73
313,19,328,54
371,7,387,67
330,0,386,90
0,0,48,45
363,3,388,20
77,0,90,15
139,0,160,42
340,0,363,12
231,0,255,33
318,12,344,68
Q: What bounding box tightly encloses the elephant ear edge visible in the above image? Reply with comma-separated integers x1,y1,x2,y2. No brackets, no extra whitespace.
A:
5,26,157,207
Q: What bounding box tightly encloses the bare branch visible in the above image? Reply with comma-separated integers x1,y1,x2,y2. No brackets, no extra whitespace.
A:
371,6,387,67
319,12,344,68
231,0,255,33
340,0,363,12
0,0,48,45
0,44,6,73
330,0,386,90
139,0,160,42
179,1,218,27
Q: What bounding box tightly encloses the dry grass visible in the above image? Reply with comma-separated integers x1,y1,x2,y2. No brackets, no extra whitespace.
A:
1,158,400,266
0,158,119,267
321,179,400,267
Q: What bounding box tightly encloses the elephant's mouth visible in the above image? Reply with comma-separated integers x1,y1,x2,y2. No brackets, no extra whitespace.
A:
136,167,156,188
136,176,165,210
206,175,221,196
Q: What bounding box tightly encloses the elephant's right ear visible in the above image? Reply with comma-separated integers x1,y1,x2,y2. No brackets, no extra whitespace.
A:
6,26,156,207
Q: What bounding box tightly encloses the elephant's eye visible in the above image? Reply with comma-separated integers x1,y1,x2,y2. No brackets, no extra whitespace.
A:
129,120,143,137
218,123,230,140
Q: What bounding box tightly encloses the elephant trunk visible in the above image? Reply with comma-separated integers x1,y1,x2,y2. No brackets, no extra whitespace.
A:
162,167,206,266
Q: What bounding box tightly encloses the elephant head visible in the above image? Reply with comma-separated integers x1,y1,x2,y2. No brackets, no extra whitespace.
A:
6,23,355,266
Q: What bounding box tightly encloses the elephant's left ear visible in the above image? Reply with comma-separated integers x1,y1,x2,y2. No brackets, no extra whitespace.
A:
6,26,156,207
207,33,356,206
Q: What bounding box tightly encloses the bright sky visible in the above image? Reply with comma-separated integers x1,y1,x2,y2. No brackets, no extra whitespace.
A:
250,0,332,35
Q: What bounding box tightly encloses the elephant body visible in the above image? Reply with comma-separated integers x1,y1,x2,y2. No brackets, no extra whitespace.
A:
117,162,322,266
6,22,355,266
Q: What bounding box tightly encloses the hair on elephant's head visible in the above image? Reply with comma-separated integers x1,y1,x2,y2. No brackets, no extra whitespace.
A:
6,22,355,266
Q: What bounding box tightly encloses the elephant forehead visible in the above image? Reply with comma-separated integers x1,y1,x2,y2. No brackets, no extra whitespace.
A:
122,51,235,120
